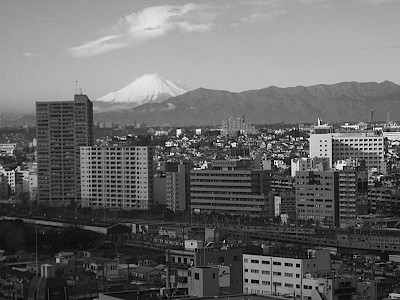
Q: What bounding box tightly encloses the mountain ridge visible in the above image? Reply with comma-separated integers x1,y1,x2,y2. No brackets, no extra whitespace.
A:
94,80,400,125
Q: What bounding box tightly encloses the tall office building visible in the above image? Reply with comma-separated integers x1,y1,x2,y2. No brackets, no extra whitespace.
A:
36,94,93,207
309,126,385,173
80,146,154,210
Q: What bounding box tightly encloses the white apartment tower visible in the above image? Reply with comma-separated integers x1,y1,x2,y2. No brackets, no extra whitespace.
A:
80,146,154,210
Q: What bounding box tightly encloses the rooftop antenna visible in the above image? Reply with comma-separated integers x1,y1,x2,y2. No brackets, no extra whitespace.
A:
75,81,78,95
79,87,83,95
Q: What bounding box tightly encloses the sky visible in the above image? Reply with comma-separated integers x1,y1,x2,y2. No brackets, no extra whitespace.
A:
1,0,400,114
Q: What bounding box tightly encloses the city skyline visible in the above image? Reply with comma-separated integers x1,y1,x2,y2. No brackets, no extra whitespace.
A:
1,0,400,114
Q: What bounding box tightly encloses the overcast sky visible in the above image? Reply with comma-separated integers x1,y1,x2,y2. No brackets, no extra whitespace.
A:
1,0,400,114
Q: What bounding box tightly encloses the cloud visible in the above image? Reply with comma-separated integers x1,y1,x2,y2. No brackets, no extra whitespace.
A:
236,0,288,25
360,0,398,5
240,9,288,23
360,44,400,50
68,3,215,57
68,35,127,57
23,52,39,58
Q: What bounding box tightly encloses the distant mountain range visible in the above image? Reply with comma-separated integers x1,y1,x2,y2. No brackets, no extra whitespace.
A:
94,80,400,126
4,80,400,127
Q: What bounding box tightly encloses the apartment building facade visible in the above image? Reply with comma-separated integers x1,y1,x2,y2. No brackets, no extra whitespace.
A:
165,161,191,212
36,94,93,206
80,146,154,210
296,171,339,227
338,166,368,227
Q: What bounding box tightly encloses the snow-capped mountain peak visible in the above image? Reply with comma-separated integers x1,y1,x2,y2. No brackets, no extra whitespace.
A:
96,73,188,105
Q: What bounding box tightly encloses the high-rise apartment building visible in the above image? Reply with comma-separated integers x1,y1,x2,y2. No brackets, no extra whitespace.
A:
338,166,368,227
296,170,339,227
80,146,154,210
36,94,93,207
165,161,191,212
309,128,385,173
190,160,270,216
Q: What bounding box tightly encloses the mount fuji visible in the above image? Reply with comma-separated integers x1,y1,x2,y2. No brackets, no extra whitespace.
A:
94,74,188,112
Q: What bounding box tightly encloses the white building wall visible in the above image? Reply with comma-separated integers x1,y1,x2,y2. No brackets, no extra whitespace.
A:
243,253,328,298
309,133,334,167
80,146,153,210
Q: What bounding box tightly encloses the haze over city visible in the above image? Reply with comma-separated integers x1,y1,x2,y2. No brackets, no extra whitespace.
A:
1,0,400,114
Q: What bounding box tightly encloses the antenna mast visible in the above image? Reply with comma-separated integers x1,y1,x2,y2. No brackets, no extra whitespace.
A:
75,81,78,95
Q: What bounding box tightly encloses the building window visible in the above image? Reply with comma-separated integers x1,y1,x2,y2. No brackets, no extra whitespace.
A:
195,273,199,280
251,259,259,263
262,260,270,265
273,282,282,287
273,262,281,266
284,263,293,267
272,272,281,276
251,280,259,284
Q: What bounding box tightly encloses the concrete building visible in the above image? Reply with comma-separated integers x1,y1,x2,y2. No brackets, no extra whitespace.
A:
383,129,400,141
165,243,243,294
368,187,400,216
243,248,331,298
0,143,16,156
36,94,93,206
190,160,270,216
221,116,257,137
291,157,330,177
271,192,296,221
314,277,357,300
338,166,368,227
309,128,385,173
188,266,220,297
0,164,16,193
153,176,167,206
0,174,9,200
165,161,191,212
27,264,68,300
270,175,295,192
80,146,154,210
296,171,339,227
